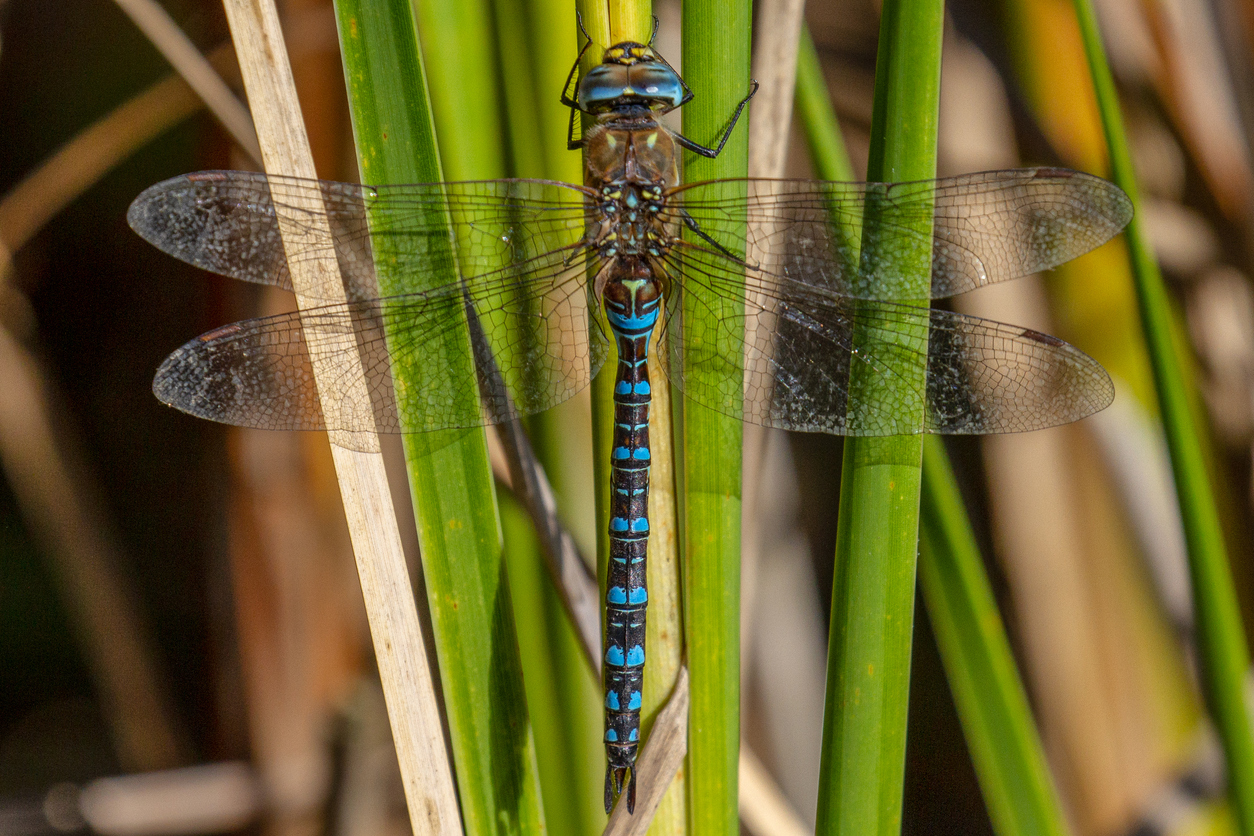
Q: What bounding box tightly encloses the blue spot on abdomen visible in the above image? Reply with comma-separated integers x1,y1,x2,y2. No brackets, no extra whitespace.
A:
626,645,644,666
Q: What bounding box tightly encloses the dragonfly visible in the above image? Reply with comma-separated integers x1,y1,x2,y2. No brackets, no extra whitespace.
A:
129,28,1131,816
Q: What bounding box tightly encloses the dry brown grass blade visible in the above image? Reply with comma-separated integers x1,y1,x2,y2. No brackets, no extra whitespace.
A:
494,417,602,672
489,418,811,835
218,1,461,832
0,41,246,782
738,748,813,836
0,69,197,277
112,0,262,164
0,325,189,771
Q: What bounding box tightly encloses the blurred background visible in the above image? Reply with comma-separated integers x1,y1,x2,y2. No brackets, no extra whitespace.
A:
0,0,1251,833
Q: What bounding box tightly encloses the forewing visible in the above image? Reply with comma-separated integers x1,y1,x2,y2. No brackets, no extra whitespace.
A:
668,168,1132,301
128,172,593,301
152,257,609,451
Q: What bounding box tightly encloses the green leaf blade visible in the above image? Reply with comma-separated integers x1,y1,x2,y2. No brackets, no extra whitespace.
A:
332,2,545,833
1070,0,1254,831
679,1,753,833
815,1,943,833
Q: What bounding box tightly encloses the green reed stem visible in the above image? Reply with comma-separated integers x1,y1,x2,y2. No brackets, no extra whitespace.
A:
794,27,855,184
1071,1,1254,831
679,1,752,833
918,438,1070,836
815,2,942,833
579,3,693,832
332,2,544,833
795,25,1071,836
495,0,604,831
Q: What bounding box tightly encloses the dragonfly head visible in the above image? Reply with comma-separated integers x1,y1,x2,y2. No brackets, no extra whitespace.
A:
576,41,689,114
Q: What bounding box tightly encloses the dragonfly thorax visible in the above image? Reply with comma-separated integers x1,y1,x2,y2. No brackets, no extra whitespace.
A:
592,181,670,263
585,118,679,188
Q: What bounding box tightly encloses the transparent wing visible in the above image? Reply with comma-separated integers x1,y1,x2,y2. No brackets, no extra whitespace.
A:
152,257,610,451
136,168,1122,441
668,168,1132,301
128,171,594,301
660,245,1114,436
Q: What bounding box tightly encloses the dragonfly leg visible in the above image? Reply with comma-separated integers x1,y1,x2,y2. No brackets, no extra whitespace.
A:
677,209,746,264
671,79,760,158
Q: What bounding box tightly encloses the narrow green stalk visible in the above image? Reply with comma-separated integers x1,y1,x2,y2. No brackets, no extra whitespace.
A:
493,1,604,831
796,28,1071,836
1071,1,1254,830
918,438,1070,836
815,2,942,833
794,27,855,184
680,2,752,833
332,3,544,833
500,486,601,836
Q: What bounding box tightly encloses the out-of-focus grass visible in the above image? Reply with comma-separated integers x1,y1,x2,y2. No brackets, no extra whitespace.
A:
1071,0,1254,830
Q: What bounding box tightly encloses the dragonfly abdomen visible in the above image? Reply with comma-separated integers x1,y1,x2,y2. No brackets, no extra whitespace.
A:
601,271,661,813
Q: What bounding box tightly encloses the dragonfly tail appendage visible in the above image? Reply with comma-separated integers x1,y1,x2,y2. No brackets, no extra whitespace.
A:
605,764,637,814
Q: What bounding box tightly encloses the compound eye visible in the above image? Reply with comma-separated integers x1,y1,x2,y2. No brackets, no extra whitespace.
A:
577,64,631,110
628,64,685,107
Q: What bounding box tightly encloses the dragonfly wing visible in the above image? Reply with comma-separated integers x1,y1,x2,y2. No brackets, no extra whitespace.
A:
660,246,1113,436
128,172,592,302
153,259,608,451
669,168,1132,300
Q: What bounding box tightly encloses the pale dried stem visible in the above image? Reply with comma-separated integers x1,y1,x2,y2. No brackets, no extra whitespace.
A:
738,748,813,836
218,1,460,832
742,0,805,543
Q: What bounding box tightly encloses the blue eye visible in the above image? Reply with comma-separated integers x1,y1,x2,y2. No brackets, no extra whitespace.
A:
577,65,628,110
576,62,685,111
627,65,684,107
